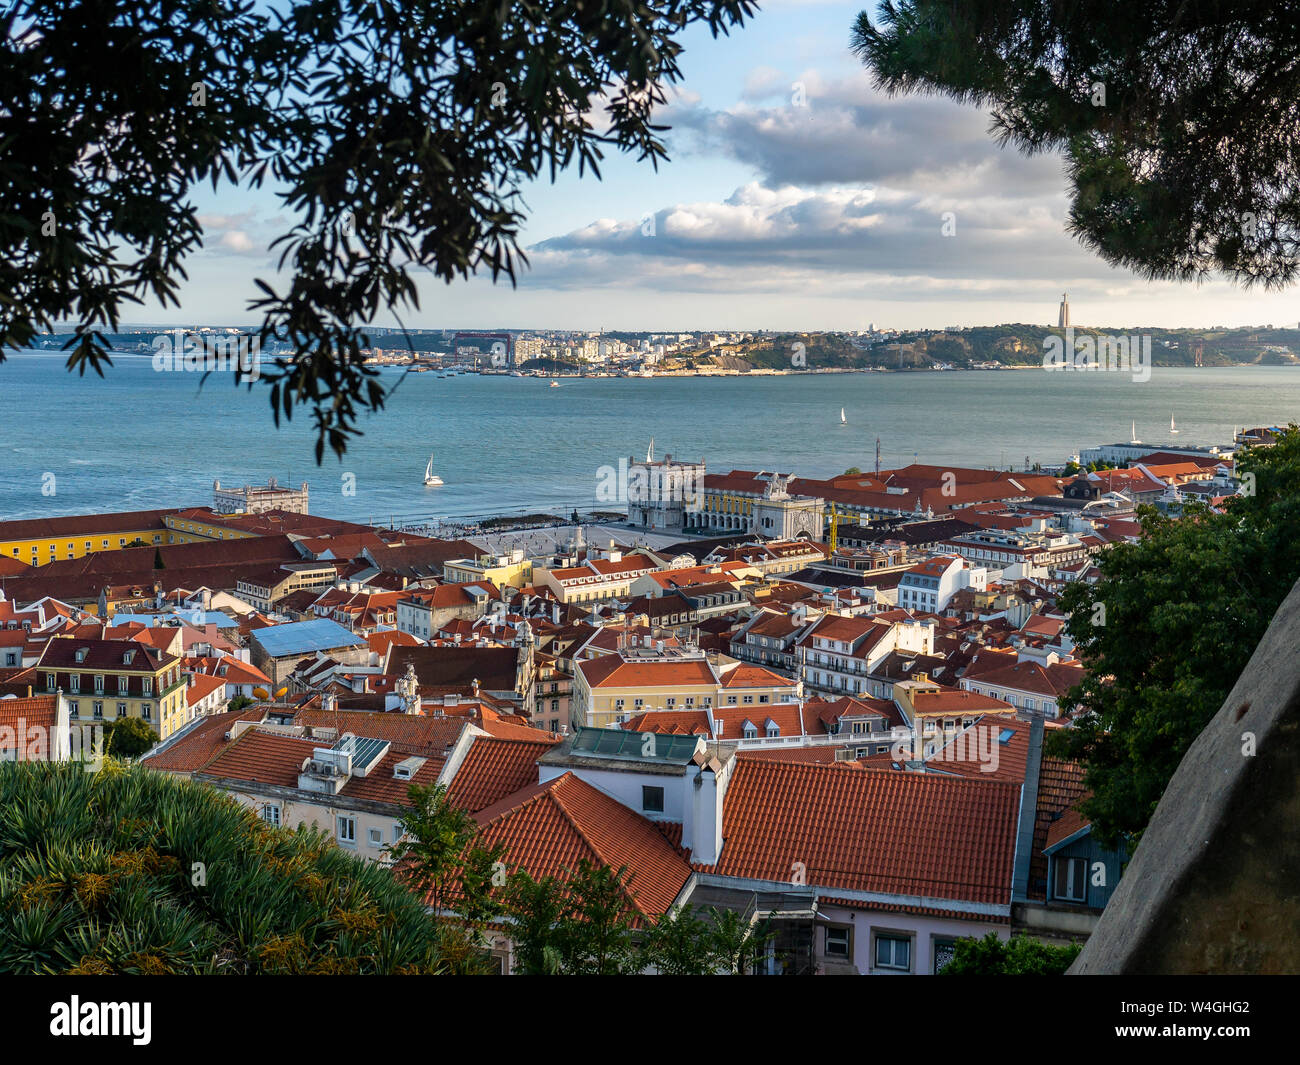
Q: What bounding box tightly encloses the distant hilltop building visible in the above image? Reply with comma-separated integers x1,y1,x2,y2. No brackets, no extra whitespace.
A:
213,477,309,515
1058,292,1070,329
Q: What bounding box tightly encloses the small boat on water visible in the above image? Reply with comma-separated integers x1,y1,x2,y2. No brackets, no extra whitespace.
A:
423,454,444,487
1170,415,1180,434
840,407,846,426
550,380,560,388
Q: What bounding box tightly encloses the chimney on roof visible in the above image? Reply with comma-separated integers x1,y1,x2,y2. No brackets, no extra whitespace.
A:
684,755,727,865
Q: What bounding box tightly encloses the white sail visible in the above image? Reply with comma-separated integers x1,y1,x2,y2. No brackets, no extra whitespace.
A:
424,454,443,486
840,407,846,424
1170,415,1179,434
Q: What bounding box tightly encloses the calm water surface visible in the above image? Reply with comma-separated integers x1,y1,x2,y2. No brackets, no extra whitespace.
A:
2,350,1297,524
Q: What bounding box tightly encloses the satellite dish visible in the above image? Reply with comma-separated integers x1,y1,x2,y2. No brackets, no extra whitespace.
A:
252,687,270,700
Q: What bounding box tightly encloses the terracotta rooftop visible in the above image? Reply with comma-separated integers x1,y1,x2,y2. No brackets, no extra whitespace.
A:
446,734,559,814
1030,756,1089,900
142,707,266,772
292,707,468,758
472,772,693,918
578,655,715,689
702,759,1020,905
0,695,59,753
718,663,795,689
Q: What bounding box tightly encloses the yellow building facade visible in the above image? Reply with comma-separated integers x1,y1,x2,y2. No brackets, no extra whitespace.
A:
37,638,190,740
0,508,253,567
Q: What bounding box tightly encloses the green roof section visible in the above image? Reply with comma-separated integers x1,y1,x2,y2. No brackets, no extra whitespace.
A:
568,726,703,764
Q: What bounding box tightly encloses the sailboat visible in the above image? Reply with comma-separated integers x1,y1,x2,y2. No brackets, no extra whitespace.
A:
549,379,560,388
1130,421,1140,444
840,407,847,426
1170,415,1180,434
423,454,444,487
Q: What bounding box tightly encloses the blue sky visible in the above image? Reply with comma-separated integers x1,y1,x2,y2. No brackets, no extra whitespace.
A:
166,1,1300,332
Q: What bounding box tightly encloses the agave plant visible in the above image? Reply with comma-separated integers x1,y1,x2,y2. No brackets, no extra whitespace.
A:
0,760,450,974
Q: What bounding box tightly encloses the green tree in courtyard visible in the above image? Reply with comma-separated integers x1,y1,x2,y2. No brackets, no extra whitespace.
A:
102,716,159,759
1050,428,1300,846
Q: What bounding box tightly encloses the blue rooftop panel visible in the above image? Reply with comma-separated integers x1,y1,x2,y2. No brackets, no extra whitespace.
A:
251,618,365,657
113,611,238,629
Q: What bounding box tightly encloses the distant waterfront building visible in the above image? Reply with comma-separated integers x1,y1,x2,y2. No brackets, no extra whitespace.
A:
515,336,543,360
1077,440,1234,466
1058,292,1070,329
213,477,309,515
751,475,824,540
625,446,706,532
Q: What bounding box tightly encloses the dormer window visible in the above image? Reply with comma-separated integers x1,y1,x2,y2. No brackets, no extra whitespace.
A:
122,650,135,665
75,648,87,663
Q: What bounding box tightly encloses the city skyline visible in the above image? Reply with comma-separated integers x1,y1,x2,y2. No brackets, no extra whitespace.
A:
136,2,1300,333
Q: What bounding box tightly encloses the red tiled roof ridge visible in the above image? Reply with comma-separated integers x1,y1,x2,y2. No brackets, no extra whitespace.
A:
548,775,635,888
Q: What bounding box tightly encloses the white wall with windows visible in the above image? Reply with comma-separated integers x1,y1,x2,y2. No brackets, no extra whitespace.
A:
816,902,1010,975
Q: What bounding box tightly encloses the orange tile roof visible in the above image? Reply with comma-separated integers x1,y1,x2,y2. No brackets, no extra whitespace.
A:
184,672,228,707
472,773,692,918
199,728,319,788
474,715,560,742
0,695,59,753
191,656,274,687
446,734,558,813
579,656,716,689
703,760,1020,904
712,702,806,741
339,748,444,803
621,710,712,736
365,630,422,658
1030,757,1089,899
142,707,266,772
735,746,859,765
907,556,959,577
806,694,901,730
1045,802,1092,850
963,655,1084,698
718,663,795,689
802,614,888,645
911,688,1015,715
922,716,1034,783
292,707,467,758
